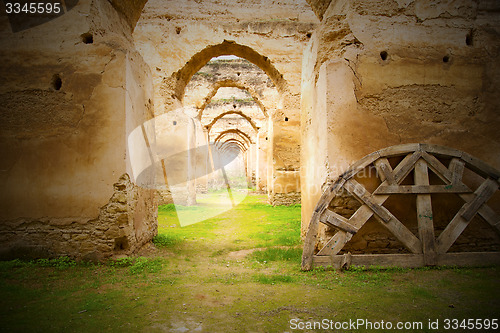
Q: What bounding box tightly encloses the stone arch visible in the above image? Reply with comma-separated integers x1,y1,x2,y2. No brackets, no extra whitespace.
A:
166,40,288,100
219,140,247,153
199,80,269,117
207,111,259,133
214,129,253,146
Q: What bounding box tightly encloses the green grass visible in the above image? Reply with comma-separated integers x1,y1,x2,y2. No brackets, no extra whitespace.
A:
1,193,499,332
251,247,302,262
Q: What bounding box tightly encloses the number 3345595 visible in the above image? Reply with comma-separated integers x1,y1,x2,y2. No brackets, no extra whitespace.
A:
5,2,62,14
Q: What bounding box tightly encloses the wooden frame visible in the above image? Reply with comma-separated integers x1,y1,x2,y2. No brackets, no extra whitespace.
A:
301,144,500,270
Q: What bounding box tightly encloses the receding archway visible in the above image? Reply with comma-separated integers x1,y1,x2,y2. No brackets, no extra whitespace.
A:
199,80,269,117
164,40,288,100
214,129,253,146
207,111,259,133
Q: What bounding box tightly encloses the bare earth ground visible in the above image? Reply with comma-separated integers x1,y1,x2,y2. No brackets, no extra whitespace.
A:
0,193,499,332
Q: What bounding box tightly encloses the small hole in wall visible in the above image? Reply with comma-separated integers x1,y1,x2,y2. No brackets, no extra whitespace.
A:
306,32,312,38
51,74,62,90
176,27,182,34
233,104,237,109
442,55,450,63
237,72,241,76
173,121,177,126
466,30,473,46
114,237,129,251
284,117,288,121
380,51,388,61
80,32,93,44
265,137,268,140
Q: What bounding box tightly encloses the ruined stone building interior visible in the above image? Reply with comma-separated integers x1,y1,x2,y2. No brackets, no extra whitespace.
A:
1,0,500,270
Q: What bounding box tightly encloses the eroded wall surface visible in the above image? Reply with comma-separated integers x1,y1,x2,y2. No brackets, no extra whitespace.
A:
301,0,500,251
0,0,157,260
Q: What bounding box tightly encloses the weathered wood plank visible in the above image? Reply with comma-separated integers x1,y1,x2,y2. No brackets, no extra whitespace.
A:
420,143,463,158
462,152,500,182
302,179,347,270
340,151,380,180
312,252,500,269
461,178,498,221
312,254,425,269
458,193,500,233
344,179,392,223
449,158,465,185
378,143,421,158
421,151,453,182
317,231,352,256
373,184,471,194
437,178,499,253
415,159,437,265
347,178,423,254
372,211,423,254
301,209,322,271
393,152,422,184
374,158,395,185
320,209,359,234
477,205,500,233
316,205,378,256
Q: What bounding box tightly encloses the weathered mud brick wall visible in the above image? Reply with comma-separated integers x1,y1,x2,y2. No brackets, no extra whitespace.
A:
0,0,157,260
301,0,500,251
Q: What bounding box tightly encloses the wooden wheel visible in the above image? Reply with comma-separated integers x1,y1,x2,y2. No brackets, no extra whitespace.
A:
301,143,500,270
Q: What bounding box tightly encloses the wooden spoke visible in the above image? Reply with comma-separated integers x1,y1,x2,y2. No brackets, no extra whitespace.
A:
437,178,499,253
317,231,352,256
414,159,437,265
393,152,422,184
344,179,392,223
374,184,471,194
449,158,465,185
320,209,359,234
374,158,395,185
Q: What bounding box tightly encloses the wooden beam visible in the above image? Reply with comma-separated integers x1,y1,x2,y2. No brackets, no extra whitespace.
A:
374,158,395,185
393,152,422,184
477,205,500,233
372,211,423,254
462,152,500,182
415,159,437,265
345,179,423,254
374,184,471,194
320,209,359,234
340,151,380,180
345,179,392,223
420,144,463,158
378,143,421,158
461,178,498,221
312,252,500,269
317,231,352,256
449,158,465,185
437,178,499,253
421,151,453,182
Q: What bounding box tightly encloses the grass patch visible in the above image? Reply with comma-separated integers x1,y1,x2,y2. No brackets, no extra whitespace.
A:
253,274,294,284
2,194,499,332
251,247,302,263
129,257,164,274
153,234,184,248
